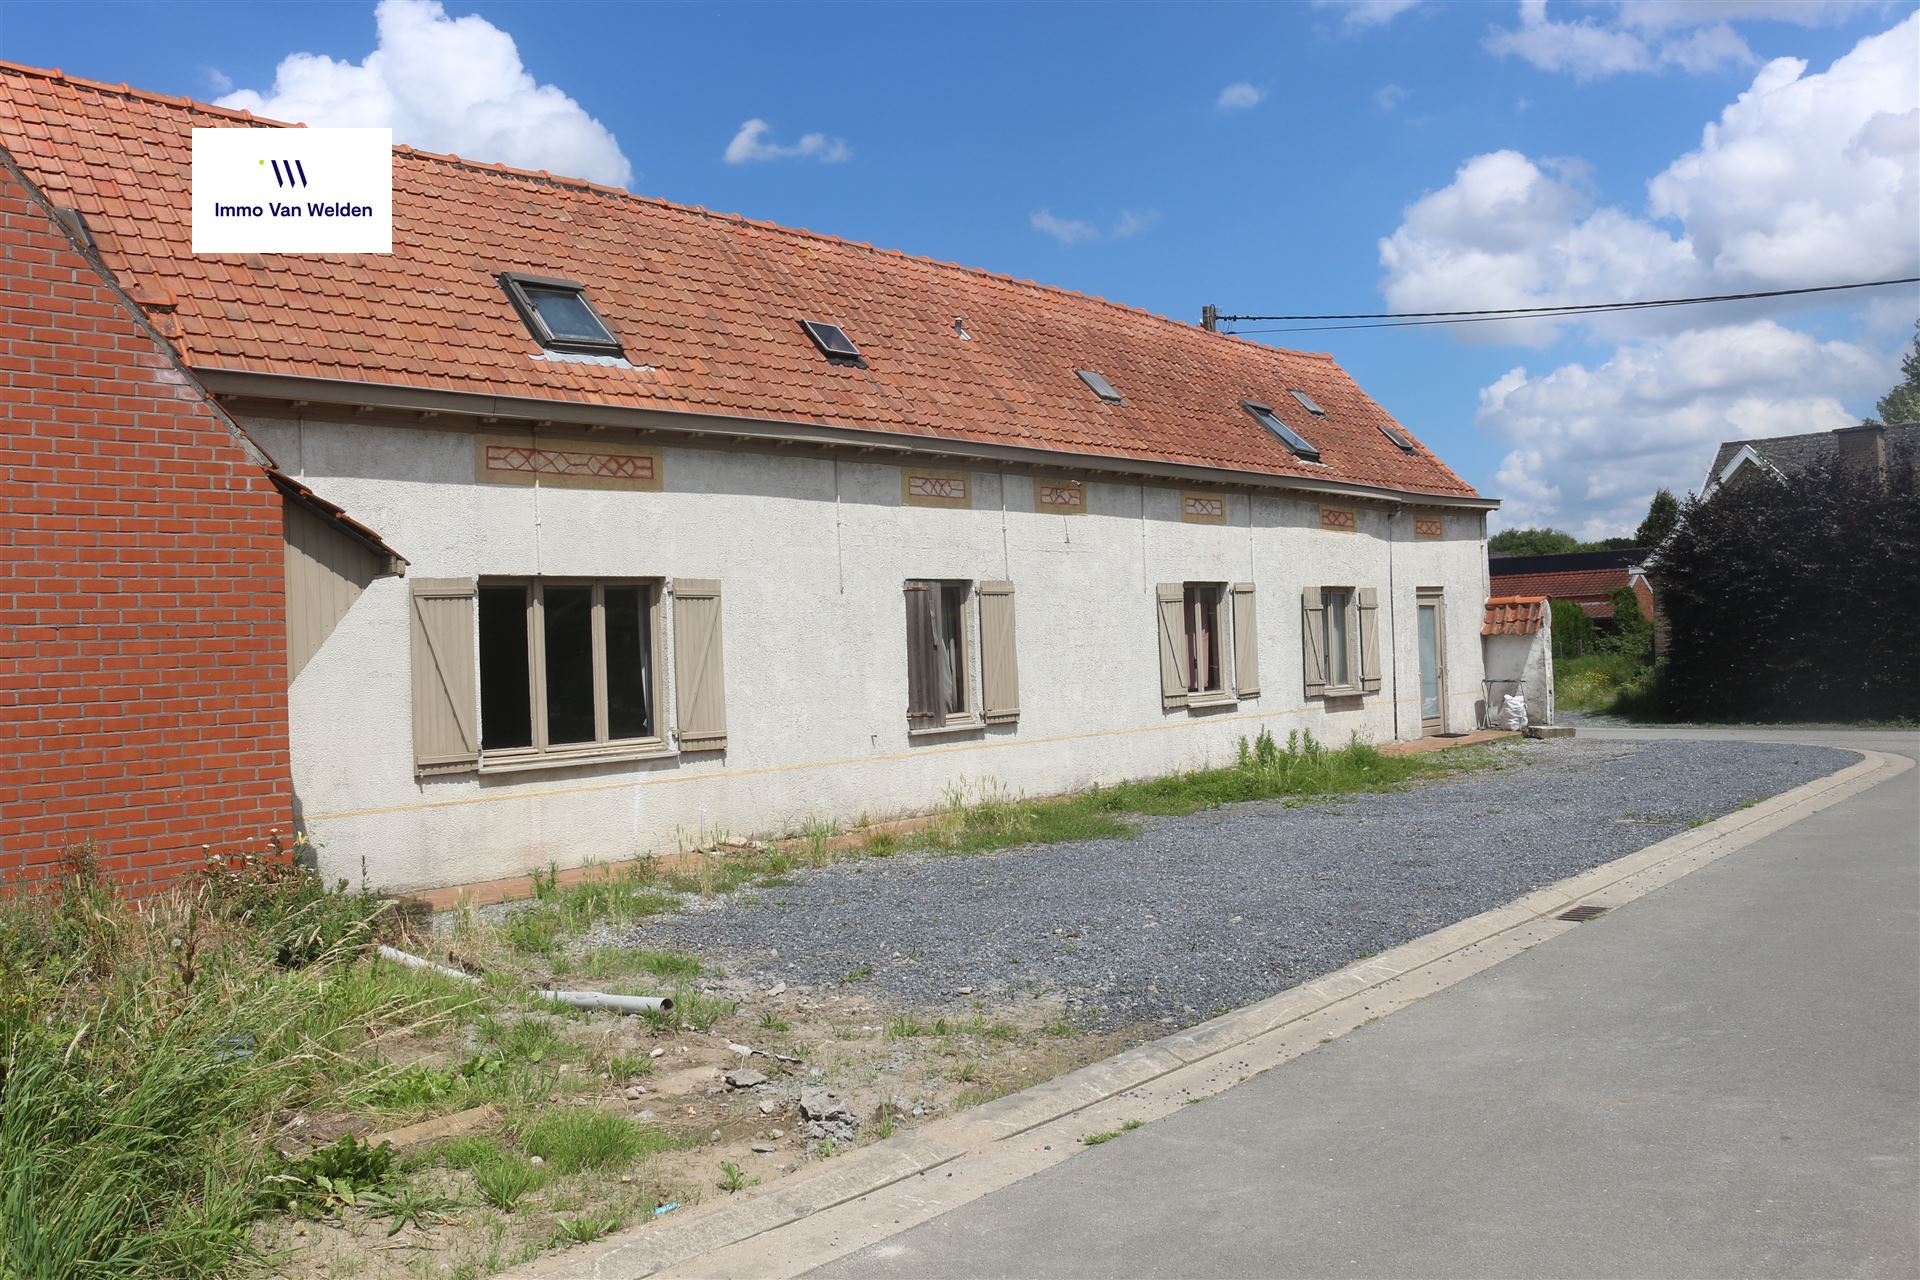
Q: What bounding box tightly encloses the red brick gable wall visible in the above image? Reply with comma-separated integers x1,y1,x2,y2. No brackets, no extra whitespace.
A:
0,157,291,891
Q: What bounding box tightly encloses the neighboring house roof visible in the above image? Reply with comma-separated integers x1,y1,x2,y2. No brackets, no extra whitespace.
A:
1481,596,1546,637
1702,421,1920,492
1487,548,1644,575
267,469,407,571
1489,571,1630,619
0,62,1484,504
1488,548,1644,618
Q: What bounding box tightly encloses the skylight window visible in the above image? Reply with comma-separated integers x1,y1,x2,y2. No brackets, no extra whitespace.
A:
801,319,862,359
1378,423,1416,452
1288,389,1327,417
1241,401,1322,461
1077,369,1124,404
499,273,622,355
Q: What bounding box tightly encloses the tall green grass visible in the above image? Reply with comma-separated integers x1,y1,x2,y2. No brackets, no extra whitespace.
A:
1556,650,1658,715
0,852,459,1279
893,729,1478,857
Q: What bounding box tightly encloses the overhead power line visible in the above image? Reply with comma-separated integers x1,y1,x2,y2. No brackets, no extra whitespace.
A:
1214,277,1920,336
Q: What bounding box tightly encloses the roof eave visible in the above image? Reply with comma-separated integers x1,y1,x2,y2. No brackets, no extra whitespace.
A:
196,368,1501,511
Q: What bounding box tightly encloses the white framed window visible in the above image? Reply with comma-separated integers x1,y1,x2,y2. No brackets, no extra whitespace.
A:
477,578,663,761
1157,581,1259,710
1302,585,1382,699
905,579,1020,731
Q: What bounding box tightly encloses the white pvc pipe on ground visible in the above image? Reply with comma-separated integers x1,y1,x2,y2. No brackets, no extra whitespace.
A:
377,945,674,1014
377,944,480,984
534,989,675,1015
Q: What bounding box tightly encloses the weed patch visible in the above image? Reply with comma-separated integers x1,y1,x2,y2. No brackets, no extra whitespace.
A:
1080,1119,1144,1146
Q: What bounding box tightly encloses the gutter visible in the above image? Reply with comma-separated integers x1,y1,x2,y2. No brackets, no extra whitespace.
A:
194,368,1503,512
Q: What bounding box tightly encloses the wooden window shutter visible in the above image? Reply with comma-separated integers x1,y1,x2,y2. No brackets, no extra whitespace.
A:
1231,582,1260,698
978,580,1019,724
1157,583,1189,710
410,578,479,774
673,579,727,751
904,582,942,723
1301,585,1328,697
1357,587,1383,694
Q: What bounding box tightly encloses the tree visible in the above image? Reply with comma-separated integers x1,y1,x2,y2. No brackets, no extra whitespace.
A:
1655,441,1920,721
1876,321,1920,425
1634,488,1680,549
1604,585,1653,661
1489,527,1581,557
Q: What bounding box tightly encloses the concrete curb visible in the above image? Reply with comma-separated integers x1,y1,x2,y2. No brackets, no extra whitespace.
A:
509,746,1909,1280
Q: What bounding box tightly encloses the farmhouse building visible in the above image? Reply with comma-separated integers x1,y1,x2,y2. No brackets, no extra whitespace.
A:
0,63,1499,893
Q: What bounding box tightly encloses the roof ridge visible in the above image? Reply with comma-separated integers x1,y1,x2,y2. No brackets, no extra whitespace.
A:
0,58,1336,365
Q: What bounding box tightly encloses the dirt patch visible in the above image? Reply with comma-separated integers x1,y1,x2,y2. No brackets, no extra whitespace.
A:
257,972,1135,1279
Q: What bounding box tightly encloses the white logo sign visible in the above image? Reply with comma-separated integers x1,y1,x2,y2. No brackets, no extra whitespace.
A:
192,127,392,253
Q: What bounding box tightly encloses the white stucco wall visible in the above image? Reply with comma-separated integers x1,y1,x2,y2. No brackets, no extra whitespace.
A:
248,413,1492,891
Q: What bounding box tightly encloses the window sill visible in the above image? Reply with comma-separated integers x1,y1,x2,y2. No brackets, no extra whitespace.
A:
1316,686,1364,699
908,715,985,738
1186,693,1238,710
479,741,677,775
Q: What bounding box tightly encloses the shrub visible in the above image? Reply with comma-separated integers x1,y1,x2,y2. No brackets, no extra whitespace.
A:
1550,599,1596,659
1655,444,1920,721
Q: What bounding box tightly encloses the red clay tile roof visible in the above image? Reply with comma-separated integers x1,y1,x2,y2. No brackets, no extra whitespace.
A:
1481,596,1546,637
0,62,1481,503
1486,567,1630,604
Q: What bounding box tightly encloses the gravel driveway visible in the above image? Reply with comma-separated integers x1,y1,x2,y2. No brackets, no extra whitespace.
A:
613,738,1853,1029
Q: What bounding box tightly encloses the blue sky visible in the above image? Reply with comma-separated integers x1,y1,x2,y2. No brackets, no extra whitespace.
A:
5,0,1916,535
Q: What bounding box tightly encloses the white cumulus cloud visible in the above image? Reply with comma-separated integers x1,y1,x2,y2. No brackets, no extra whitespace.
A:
1487,0,1886,80
1030,209,1101,245
1479,322,1888,535
1611,1,1881,33
1383,14,1919,342
1374,83,1409,110
722,118,852,165
1657,23,1756,73
1030,208,1162,245
217,0,632,188
1485,0,1656,80
1312,0,1423,29
1391,13,1919,533
1216,82,1266,111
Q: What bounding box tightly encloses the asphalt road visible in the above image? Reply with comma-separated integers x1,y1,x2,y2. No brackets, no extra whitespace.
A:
809,728,1920,1280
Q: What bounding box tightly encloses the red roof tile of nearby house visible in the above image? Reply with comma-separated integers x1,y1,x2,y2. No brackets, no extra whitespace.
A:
1481,596,1546,637
1487,567,1630,605
0,62,1483,502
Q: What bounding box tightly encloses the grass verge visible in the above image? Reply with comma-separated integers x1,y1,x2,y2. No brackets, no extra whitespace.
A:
884,728,1497,858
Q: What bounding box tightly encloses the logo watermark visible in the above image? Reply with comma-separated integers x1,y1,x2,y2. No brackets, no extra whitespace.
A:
193,128,392,253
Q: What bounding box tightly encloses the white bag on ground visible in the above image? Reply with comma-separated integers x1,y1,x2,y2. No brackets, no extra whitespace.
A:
1497,694,1528,730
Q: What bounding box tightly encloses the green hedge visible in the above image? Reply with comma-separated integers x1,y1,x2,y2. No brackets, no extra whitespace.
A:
1654,444,1920,721
1550,599,1595,659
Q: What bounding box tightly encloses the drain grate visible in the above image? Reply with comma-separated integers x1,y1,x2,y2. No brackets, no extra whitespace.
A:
1556,904,1610,922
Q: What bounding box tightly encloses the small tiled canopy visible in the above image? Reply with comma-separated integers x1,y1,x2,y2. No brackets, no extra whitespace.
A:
1482,596,1547,636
